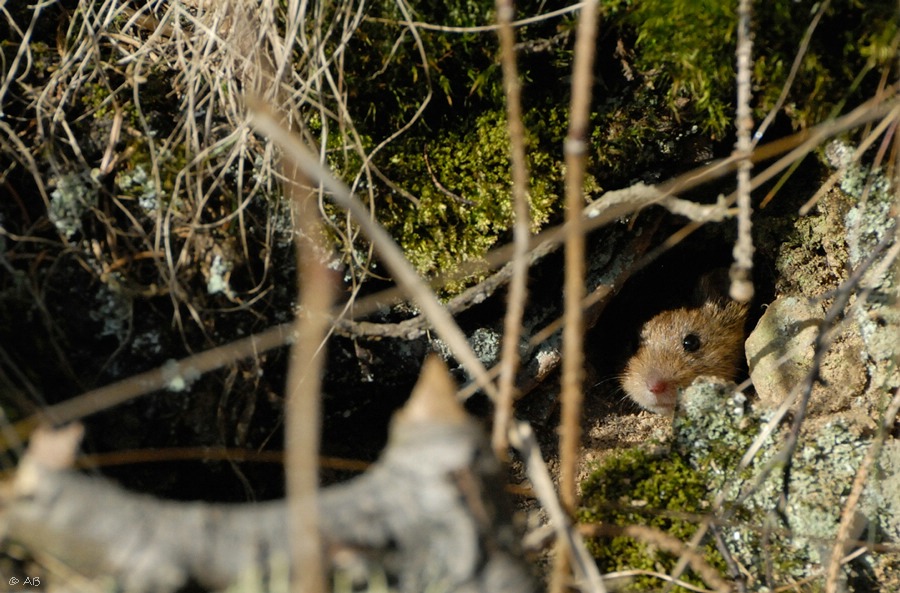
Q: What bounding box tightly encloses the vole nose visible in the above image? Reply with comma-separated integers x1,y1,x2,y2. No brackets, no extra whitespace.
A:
648,379,670,395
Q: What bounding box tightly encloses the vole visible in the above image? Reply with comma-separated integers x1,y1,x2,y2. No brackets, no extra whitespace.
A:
619,271,749,415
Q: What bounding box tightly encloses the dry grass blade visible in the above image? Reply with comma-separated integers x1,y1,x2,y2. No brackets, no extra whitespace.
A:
752,0,831,147
799,110,899,215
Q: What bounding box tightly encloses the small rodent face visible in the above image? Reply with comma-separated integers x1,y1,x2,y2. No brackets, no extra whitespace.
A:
620,298,748,415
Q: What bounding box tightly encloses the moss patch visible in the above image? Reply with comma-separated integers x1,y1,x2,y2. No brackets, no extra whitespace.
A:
579,448,721,590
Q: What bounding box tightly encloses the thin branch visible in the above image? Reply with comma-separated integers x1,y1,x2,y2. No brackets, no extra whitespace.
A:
491,0,532,458
555,1,600,591
280,29,330,592
799,112,898,215
284,156,330,593
13,323,293,438
752,0,830,146
774,231,895,510
559,0,597,514
510,422,607,593
729,0,754,304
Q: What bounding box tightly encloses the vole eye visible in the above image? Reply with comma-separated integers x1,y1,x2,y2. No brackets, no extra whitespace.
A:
682,333,701,353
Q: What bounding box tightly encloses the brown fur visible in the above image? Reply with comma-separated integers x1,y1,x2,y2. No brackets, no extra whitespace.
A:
620,285,748,415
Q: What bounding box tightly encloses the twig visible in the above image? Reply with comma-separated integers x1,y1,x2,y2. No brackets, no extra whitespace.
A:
491,0,532,458
710,523,748,593
7,323,293,442
729,0,754,304
278,17,330,588
775,231,894,510
798,112,898,215
510,422,607,593
284,172,330,593
554,1,599,591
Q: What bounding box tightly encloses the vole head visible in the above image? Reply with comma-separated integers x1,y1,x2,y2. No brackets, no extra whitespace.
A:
619,273,749,415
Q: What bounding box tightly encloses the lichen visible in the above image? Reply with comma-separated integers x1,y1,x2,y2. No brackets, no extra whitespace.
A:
429,326,503,381
161,360,200,393
88,274,132,342
840,154,897,269
206,254,233,297
116,163,159,215
677,383,888,584
580,378,897,591
846,187,899,395
672,380,759,474
469,327,502,367
49,173,96,239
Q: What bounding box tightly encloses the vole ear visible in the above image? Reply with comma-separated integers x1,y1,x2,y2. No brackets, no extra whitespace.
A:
692,268,732,306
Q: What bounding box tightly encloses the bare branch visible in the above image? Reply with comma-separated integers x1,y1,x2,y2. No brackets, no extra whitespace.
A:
729,0,755,304
555,1,600,591
492,0,532,458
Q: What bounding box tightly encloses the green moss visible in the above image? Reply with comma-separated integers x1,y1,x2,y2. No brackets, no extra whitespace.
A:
302,0,899,290
614,0,735,135
601,0,898,136
376,109,560,290
579,448,722,589
81,82,117,119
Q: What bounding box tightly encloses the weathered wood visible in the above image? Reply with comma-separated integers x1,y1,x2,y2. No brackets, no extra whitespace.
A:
3,358,536,593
